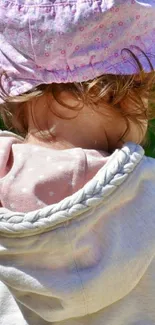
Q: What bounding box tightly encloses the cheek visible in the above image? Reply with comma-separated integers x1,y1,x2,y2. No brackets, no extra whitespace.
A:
124,120,148,144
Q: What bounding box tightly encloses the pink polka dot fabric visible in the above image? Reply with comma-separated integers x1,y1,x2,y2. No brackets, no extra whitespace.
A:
0,133,109,213
0,0,155,101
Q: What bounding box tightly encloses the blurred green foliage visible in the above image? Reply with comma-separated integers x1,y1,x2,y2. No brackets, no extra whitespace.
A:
145,120,155,158
0,117,155,158
0,118,6,131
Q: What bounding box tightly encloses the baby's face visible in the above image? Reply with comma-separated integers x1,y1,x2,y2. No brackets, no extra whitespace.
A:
76,103,147,152
27,92,148,152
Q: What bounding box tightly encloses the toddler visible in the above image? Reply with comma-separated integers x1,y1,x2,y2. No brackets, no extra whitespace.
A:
0,0,155,324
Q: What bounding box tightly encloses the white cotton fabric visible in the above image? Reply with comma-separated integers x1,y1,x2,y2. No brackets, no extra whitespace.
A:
0,131,155,324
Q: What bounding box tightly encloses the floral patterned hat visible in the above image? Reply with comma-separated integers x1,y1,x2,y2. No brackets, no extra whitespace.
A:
0,0,155,101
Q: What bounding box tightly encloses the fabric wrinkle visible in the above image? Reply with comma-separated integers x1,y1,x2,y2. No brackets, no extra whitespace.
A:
28,15,37,64
64,222,89,316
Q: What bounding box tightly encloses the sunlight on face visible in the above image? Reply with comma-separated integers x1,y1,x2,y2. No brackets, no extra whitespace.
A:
26,92,148,152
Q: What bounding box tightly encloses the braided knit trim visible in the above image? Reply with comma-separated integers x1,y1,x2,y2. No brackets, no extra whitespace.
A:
0,143,144,237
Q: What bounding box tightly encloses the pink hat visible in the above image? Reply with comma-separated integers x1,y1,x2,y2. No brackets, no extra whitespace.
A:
0,0,155,101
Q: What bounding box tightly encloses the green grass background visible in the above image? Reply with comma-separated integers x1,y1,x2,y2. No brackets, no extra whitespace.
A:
145,121,155,158
0,118,155,158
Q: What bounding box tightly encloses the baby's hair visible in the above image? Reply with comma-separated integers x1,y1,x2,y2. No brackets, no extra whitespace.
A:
0,49,155,147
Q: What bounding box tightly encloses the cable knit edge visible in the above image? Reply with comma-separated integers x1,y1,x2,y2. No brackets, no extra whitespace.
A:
0,142,144,237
